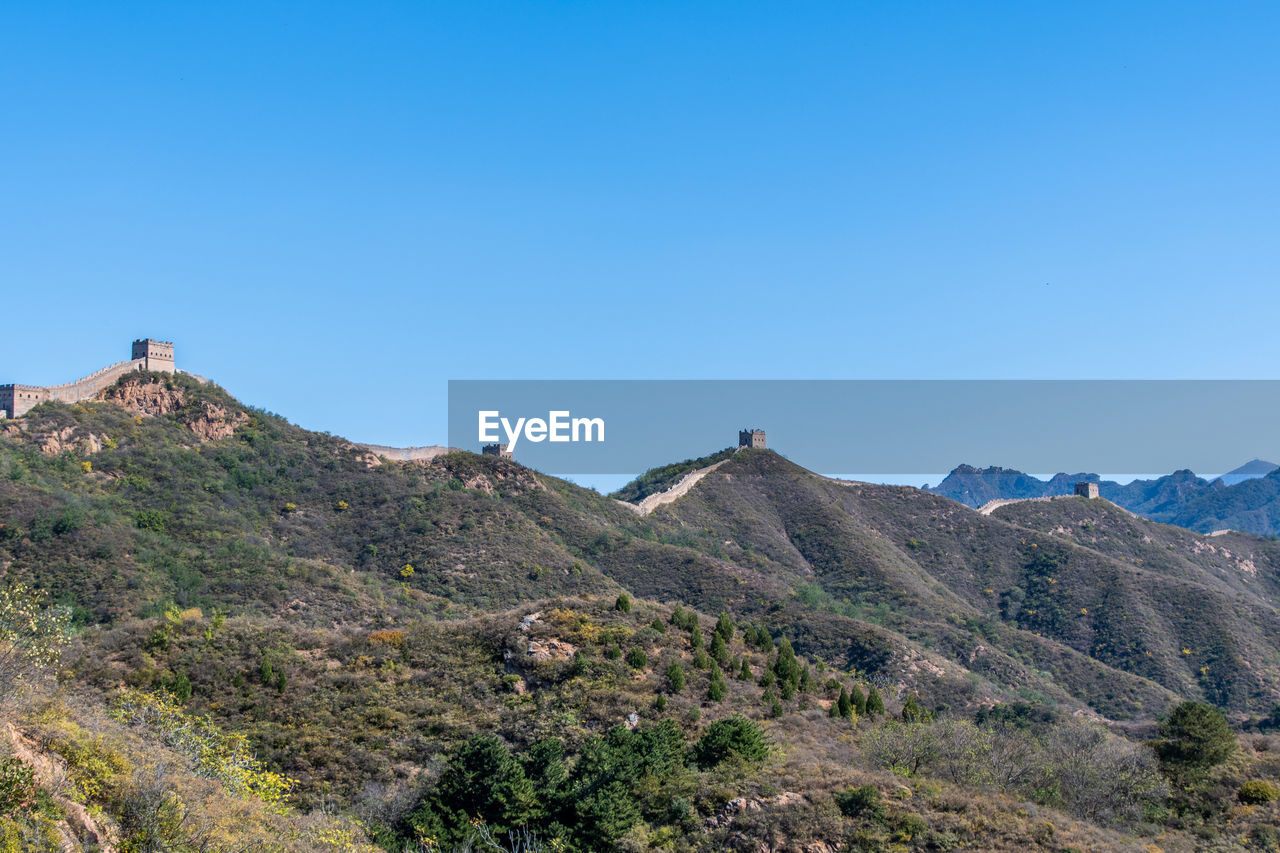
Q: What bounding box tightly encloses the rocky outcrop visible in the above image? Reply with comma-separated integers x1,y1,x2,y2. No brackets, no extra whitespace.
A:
185,399,249,441
97,377,247,442
99,376,187,416
527,637,577,662
706,791,809,829
35,425,104,457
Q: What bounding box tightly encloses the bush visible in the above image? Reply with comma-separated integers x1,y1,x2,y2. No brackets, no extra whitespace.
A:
626,647,647,669
693,714,770,769
614,593,632,613
1239,779,1280,804
0,758,37,817
835,784,885,821
134,509,168,531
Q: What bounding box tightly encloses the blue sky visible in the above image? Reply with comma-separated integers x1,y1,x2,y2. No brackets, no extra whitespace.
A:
2,2,1278,457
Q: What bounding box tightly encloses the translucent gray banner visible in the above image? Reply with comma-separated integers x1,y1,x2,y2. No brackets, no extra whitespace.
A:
446,380,1280,476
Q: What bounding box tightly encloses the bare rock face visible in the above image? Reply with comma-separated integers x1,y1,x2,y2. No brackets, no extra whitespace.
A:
186,399,249,441
100,377,186,416
464,474,495,493
34,425,105,457
706,792,810,831
98,377,247,442
527,637,577,662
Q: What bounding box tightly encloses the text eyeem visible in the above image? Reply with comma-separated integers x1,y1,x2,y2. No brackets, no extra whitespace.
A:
478,411,605,452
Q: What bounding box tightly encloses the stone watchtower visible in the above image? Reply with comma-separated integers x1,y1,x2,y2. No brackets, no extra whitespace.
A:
132,339,175,373
482,443,513,459
1074,481,1099,499
738,429,766,450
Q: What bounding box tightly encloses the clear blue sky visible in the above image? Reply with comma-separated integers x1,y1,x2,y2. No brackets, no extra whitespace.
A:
2,2,1278,452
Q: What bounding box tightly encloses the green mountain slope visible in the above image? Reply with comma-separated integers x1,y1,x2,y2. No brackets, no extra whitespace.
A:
4,372,1280,851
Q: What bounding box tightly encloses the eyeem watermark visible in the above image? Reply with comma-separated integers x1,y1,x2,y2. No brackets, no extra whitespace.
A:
478,410,605,452
452,380,1280,475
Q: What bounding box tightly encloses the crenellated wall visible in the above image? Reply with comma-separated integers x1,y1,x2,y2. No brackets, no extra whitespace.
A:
2,339,176,418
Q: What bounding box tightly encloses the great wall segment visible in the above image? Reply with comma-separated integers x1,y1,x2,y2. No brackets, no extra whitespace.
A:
1,339,177,419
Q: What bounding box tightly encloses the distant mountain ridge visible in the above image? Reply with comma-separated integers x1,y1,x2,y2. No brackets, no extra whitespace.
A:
928,461,1280,536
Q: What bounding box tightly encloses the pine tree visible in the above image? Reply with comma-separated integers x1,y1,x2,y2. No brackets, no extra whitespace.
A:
837,687,853,719
714,611,734,643
866,686,884,717
690,629,704,651
773,637,801,696
666,662,686,692
708,664,726,702
738,657,752,681
710,632,730,667
850,683,866,715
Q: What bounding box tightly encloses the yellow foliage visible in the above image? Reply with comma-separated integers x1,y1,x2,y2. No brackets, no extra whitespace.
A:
112,689,295,809
80,460,92,473
42,718,133,803
547,607,601,643
368,629,406,648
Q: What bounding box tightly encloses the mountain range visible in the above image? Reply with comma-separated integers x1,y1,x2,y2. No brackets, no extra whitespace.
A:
927,460,1280,536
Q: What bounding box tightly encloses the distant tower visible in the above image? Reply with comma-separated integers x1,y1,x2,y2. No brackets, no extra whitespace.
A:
132,339,175,373
1075,481,1099,499
482,443,513,459
738,428,766,450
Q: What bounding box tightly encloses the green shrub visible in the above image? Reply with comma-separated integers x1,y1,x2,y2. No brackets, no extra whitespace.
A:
1239,779,1280,804
626,647,647,669
894,812,929,842
614,593,632,613
835,784,885,821
134,509,168,532
0,758,37,817
693,714,770,768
